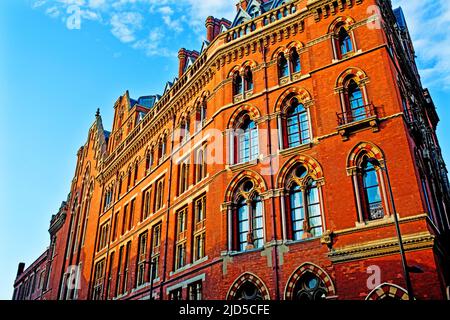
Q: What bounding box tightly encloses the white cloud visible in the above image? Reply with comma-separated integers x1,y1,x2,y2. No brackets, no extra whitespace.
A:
88,0,105,9
133,29,175,57
393,0,450,89
110,12,143,43
45,6,60,18
162,15,183,32
158,6,173,15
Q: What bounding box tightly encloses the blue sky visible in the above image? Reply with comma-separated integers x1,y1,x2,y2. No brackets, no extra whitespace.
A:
0,0,449,300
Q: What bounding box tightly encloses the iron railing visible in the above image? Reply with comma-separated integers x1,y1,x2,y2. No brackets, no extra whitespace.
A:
337,103,376,126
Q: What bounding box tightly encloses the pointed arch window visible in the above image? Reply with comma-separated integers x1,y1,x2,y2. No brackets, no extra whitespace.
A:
233,72,243,96
293,273,327,301
290,48,301,74
234,282,263,300
360,158,384,221
178,161,189,195
133,161,139,184
155,179,165,212
145,148,154,173
244,66,253,91
236,195,264,252
232,179,265,252
285,98,310,148
338,27,353,56
235,115,259,164
347,80,366,122
158,136,167,161
278,53,289,78
285,165,323,241
195,147,207,183
180,118,190,143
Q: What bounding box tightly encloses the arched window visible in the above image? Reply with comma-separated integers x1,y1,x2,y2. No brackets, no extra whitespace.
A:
233,72,243,96
180,118,190,143
338,27,353,56
347,80,365,121
360,158,384,221
285,98,310,148
201,100,207,124
293,273,327,301
286,165,323,240
278,53,289,78
235,115,259,164
290,48,301,73
145,149,154,172
134,161,139,184
178,162,189,195
195,99,208,131
237,197,249,251
155,180,164,211
233,180,265,252
158,136,167,161
234,282,263,300
127,168,132,190
195,148,207,183
244,66,253,91
117,176,123,198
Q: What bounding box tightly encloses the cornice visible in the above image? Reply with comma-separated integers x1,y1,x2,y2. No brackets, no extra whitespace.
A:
328,231,435,264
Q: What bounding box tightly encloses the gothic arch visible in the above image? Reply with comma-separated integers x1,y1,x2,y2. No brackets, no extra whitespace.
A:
240,60,257,72
366,283,410,300
284,263,336,299
347,141,385,169
226,272,270,300
328,16,356,33
271,46,287,60
227,104,261,129
277,155,324,189
286,41,304,52
336,67,368,89
274,87,313,113
228,65,241,78
224,170,268,203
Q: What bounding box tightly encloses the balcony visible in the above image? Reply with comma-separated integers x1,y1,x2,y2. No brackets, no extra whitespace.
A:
336,104,379,140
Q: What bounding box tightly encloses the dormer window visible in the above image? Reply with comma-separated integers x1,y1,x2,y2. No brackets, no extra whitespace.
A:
249,7,259,18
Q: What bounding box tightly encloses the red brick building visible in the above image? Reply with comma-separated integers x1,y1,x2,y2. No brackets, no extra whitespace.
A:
13,0,450,301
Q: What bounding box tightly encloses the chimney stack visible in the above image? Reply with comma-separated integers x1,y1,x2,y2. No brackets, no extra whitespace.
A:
205,17,231,43
178,48,187,78
205,16,216,43
240,0,249,11
16,263,25,278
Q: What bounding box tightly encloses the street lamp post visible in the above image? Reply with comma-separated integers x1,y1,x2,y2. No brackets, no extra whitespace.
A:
144,260,156,300
368,158,414,300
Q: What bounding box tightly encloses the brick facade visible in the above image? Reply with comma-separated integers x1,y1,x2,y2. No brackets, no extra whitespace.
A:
13,0,450,301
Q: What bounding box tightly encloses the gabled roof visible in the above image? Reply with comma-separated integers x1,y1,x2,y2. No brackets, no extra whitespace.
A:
231,7,252,27
184,56,197,72
200,40,210,54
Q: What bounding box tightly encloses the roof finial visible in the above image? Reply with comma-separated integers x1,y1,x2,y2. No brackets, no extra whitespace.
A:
96,108,100,118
